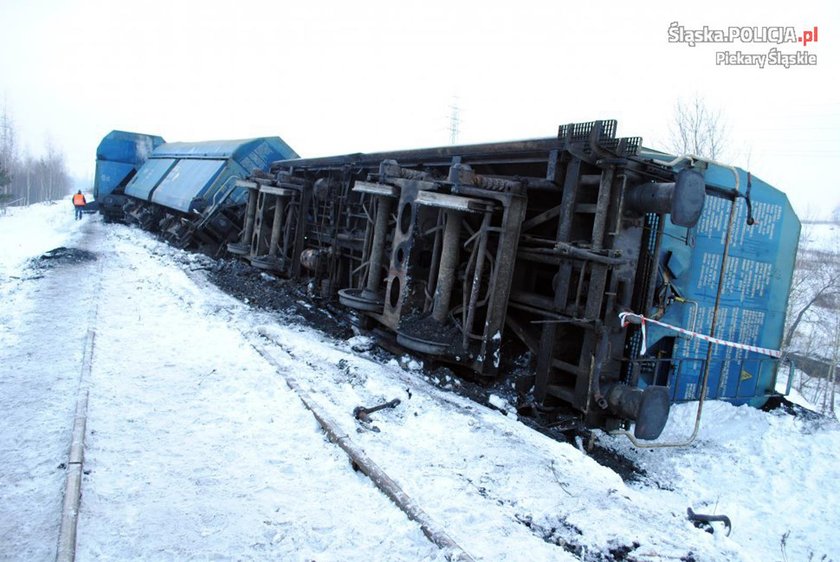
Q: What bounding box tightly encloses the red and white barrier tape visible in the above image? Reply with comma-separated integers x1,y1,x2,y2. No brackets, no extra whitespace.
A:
618,311,783,359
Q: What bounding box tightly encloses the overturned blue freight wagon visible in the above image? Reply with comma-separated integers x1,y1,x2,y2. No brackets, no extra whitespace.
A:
223,120,800,440
631,149,800,410
121,137,297,249
93,130,165,222
96,120,799,440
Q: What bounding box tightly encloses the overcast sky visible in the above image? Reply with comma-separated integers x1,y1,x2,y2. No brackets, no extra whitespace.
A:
1,0,837,217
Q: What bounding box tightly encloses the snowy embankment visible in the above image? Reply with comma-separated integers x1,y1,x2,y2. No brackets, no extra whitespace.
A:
0,201,95,560
1,202,838,561
0,201,79,282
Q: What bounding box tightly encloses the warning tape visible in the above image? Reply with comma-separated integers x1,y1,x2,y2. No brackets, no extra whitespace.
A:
618,311,783,359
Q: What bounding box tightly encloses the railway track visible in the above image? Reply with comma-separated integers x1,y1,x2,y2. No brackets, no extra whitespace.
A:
180,264,478,558
54,239,475,561
248,336,475,561
56,260,103,562
216,289,654,560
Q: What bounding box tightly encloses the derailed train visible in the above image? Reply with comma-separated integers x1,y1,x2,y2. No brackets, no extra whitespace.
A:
93,121,800,440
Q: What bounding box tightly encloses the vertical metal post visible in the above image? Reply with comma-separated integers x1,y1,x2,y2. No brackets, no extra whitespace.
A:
268,197,286,257
250,192,266,257
241,187,258,244
463,212,491,348
591,167,614,249
366,197,393,294
432,210,462,323
291,186,311,279
425,214,444,311
535,158,580,401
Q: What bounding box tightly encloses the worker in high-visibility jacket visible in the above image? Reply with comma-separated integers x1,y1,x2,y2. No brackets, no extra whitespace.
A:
72,190,87,220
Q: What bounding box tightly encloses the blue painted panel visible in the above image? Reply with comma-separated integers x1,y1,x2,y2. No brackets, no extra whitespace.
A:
96,130,164,163
150,159,227,212
643,164,800,406
124,159,177,201
93,131,165,199
131,137,298,215
94,161,136,198
234,137,297,170
150,137,297,162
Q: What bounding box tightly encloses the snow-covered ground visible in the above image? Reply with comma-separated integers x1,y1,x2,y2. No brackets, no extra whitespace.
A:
1,202,838,561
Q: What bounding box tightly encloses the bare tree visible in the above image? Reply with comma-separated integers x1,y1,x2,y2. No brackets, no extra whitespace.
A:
1,101,17,196
785,223,840,413
669,96,728,161
0,161,9,190
0,103,72,206
784,254,840,349
829,317,839,414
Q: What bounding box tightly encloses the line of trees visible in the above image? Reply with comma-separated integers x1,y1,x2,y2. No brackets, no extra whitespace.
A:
0,104,73,207
784,224,840,415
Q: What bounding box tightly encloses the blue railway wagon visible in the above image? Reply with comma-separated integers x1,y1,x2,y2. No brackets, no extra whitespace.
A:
126,138,295,213
93,130,165,221
630,150,800,408
123,136,297,247
225,122,800,439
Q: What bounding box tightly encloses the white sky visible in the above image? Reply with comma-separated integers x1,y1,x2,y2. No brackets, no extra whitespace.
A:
1,0,837,216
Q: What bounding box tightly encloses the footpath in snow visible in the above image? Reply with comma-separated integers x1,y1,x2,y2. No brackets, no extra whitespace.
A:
0,202,838,562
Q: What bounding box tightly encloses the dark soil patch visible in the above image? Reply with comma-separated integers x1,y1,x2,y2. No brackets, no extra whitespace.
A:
762,394,822,419
207,259,352,340
32,247,97,268
587,444,648,482
515,513,643,560
762,394,840,432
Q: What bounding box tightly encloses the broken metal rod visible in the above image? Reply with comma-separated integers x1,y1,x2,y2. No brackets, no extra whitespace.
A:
353,398,402,420
687,507,732,536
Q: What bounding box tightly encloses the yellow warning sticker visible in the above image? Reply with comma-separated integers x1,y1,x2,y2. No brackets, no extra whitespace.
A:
740,370,753,382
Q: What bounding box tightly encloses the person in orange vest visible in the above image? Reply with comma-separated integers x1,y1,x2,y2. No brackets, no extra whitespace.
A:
72,190,87,220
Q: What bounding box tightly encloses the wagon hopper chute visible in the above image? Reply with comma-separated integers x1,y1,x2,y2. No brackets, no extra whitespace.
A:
121,137,297,249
